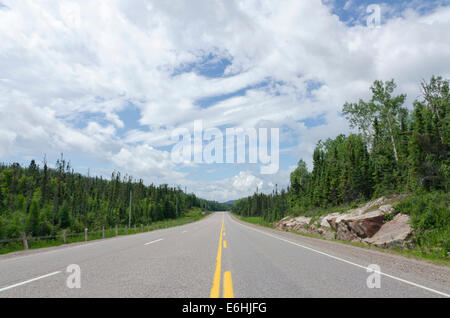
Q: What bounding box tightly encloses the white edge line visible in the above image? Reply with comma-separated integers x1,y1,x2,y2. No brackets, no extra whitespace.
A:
229,214,450,298
144,238,163,246
0,271,62,293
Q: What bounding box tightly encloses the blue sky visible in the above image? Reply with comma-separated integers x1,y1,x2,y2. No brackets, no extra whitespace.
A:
0,0,449,201
324,0,450,24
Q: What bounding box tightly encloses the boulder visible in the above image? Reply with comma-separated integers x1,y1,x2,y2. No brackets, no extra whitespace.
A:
303,213,340,239
275,216,292,229
346,209,387,238
275,197,403,245
290,216,312,232
316,227,335,239
327,203,394,241
319,213,341,229
364,214,413,248
378,204,394,214
276,216,311,232
295,216,312,228
336,223,360,242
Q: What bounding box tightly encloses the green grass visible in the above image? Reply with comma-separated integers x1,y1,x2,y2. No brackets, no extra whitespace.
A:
0,241,25,255
394,191,449,260
328,236,450,267
234,215,273,228
0,208,212,255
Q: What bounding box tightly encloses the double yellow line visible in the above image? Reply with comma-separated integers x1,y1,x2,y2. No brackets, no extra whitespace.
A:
210,214,234,298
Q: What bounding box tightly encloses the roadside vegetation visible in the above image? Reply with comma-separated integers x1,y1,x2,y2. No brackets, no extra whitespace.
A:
394,191,449,259
234,215,273,228
232,211,449,266
0,207,211,255
233,76,449,259
0,156,226,254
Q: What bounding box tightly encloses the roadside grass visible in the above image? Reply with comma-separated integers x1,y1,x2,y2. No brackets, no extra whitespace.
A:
0,208,211,255
328,236,450,267
234,215,273,228
394,191,449,261
232,213,450,267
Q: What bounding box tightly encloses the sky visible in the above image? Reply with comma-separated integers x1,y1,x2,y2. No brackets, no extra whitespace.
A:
0,0,449,202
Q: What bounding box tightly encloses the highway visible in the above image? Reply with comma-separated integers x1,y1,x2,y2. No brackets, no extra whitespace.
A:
0,212,449,298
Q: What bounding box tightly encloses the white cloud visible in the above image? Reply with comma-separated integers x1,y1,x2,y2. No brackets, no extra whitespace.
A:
0,0,449,201
186,170,266,203
111,144,186,181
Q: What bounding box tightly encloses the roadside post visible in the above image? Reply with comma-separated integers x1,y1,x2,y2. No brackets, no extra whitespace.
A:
22,232,28,250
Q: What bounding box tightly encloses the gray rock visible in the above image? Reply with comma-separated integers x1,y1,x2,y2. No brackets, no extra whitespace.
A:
319,213,341,228
276,216,311,231
364,214,413,248
276,197,407,247
326,199,396,241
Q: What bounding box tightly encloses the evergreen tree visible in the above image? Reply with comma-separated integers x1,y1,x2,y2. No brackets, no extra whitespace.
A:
27,199,40,236
233,76,449,223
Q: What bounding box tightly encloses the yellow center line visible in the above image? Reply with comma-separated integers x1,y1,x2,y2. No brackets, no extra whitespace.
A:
223,271,234,298
223,240,227,248
210,214,225,298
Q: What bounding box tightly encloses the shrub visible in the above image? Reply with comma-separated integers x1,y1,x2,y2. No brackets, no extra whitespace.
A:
395,191,449,256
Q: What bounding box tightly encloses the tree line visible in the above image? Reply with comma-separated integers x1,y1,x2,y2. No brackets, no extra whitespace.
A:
233,76,449,222
0,157,227,240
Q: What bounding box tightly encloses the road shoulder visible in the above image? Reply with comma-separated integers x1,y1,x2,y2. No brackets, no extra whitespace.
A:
229,213,450,296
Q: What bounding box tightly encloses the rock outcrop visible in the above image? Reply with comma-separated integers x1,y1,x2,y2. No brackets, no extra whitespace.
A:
328,205,393,242
275,196,413,249
364,214,413,248
277,216,311,232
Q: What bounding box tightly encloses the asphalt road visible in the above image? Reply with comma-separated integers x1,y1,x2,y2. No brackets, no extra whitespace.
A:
0,212,449,298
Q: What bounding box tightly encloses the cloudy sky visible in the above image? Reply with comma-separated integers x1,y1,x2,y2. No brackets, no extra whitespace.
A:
0,0,449,202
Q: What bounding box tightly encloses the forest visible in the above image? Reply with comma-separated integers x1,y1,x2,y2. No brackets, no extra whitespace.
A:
0,156,227,242
232,76,449,246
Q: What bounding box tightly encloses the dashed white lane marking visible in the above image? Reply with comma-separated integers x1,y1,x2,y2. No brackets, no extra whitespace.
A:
0,271,62,293
144,239,164,246
229,214,450,298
